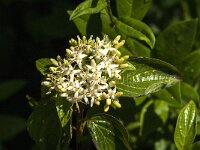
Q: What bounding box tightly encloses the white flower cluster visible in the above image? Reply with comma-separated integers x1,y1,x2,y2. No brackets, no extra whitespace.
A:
42,35,129,112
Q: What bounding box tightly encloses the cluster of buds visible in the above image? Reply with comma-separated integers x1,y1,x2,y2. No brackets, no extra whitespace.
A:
42,35,129,112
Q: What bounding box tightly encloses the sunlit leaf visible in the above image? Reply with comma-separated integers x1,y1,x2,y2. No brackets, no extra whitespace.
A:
117,62,179,98
0,115,26,142
55,97,73,128
116,0,152,20
115,17,155,48
69,0,107,20
174,101,197,150
0,80,26,102
36,58,53,75
87,113,131,150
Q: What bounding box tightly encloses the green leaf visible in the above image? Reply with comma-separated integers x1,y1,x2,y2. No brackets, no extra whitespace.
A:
117,62,180,98
87,113,131,150
55,97,73,128
0,80,26,102
116,0,152,20
174,101,197,150
129,56,180,75
191,141,200,150
139,100,162,136
180,82,199,106
115,17,155,48
0,115,26,142
125,38,151,56
153,19,198,66
182,50,200,84
154,101,169,124
36,58,53,75
27,100,62,150
69,0,107,20
154,83,182,107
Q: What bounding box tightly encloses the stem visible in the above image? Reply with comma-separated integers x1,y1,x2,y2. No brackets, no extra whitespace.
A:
106,0,115,26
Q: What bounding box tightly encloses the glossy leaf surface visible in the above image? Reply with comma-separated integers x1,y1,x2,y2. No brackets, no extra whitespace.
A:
69,0,107,20
174,101,197,150
36,58,53,75
87,113,131,150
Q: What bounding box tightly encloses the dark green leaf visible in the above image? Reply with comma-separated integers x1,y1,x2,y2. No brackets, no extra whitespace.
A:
36,58,53,75
154,82,182,107
55,97,73,128
117,62,180,98
69,0,107,20
191,141,200,150
116,0,152,20
87,113,131,150
153,19,198,66
125,38,151,56
115,17,155,48
0,115,26,142
139,100,162,136
27,100,62,150
180,82,199,106
182,50,200,84
174,101,197,150
0,80,26,102
129,56,180,75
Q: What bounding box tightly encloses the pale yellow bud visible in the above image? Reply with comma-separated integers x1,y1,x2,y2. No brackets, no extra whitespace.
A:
113,101,121,108
104,104,110,112
120,64,129,68
113,35,121,44
95,101,100,106
91,59,96,67
106,99,112,105
49,67,57,72
66,49,72,56
50,58,58,66
109,81,116,87
115,92,123,97
42,81,51,86
115,40,125,49
122,55,129,61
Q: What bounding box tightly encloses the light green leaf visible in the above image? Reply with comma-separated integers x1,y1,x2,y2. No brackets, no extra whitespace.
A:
153,19,198,66
116,0,152,20
0,115,26,142
154,101,169,124
87,113,131,150
27,100,62,150
174,101,197,150
55,97,73,128
115,17,155,48
36,58,53,75
0,80,26,102
117,62,179,98
69,0,107,20
182,50,200,84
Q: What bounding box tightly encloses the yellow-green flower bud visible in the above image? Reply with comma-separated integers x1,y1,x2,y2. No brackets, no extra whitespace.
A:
95,100,100,106
50,58,58,66
104,104,110,112
115,92,123,97
120,64,129,68
106,98,112,106
115,40,125,49
113,101,121,108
